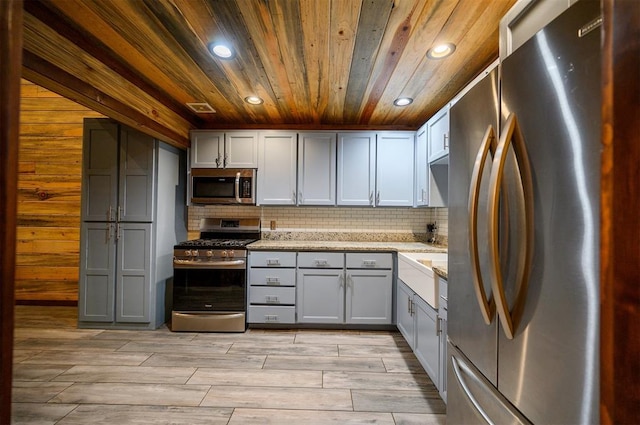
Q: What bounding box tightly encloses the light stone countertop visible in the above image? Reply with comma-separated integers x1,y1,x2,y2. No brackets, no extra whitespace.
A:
432,266,448,279
247,240,447,253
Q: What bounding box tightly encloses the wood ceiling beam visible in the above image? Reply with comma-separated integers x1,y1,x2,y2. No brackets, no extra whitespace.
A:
22,51,190,149
23,0,202,130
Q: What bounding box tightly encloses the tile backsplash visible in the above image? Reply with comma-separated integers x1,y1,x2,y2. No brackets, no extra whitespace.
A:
188,205,448,244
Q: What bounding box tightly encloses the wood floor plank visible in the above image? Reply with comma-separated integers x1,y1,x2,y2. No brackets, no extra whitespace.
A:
54,404,233,425
228,408,395,424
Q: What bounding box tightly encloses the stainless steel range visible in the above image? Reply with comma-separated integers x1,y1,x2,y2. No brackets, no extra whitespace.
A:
171,217,260,332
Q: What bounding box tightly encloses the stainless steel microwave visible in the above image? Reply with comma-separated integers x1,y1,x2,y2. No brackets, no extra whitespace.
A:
190,168,256,205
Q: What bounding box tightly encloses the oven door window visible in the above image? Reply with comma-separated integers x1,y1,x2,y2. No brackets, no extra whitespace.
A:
173,268,245,312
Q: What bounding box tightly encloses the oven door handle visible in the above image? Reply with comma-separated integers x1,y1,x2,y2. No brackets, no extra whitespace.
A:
235,172,241,203
173,259,246,269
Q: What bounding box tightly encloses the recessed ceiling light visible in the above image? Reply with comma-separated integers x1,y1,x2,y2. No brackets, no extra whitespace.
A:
244,96,264,105
209,42,235,59
393,97,413,107
186,102,216,113
427,43,456,59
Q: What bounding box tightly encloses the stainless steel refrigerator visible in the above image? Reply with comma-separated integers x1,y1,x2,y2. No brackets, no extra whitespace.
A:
447,1,601,423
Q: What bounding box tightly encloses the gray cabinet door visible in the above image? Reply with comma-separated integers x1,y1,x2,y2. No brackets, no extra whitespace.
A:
414,295,439,385
78,222,116,322
296,268,344,323
337,132,376,206
119,127,155,222
345,270,392,324
82,120,118,222
376,132,415,206
297,132,336,205
396,280,415,349
116,222,152,323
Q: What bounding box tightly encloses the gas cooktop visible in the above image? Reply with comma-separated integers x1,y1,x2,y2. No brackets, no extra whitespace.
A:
174,238,257,249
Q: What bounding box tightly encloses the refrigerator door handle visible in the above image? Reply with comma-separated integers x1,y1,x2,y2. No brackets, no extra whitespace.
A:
487,113,534,340
468,125,497,325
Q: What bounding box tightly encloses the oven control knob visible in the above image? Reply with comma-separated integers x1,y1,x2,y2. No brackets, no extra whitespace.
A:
221,250,228,258
228,250,235,258
206,250,214,258
191,250,199,258
185,250,192,257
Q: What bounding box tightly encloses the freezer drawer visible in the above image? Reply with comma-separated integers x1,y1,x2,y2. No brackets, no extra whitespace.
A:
447,343,531,425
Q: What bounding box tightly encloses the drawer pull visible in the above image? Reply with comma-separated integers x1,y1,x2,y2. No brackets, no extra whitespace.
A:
265,296,280,304
267,259,281,266
265,315,280,322
266,277,281,285
314,259,328,267
363,260,377,267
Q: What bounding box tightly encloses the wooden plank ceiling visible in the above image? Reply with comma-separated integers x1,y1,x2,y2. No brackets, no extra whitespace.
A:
21,0,516,148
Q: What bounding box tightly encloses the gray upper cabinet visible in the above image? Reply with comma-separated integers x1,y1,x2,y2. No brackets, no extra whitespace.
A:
190,130,258,168
415,124,429,207
376,132,415,207
257,131,298,205
82,120,119,222
427,106,450,164
298,132,336,205
337,132,376,206
82,121,154,222
119,126,155,222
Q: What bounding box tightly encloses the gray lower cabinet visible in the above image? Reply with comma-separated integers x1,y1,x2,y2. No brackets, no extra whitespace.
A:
396,278,440,390
79,119,186,330
297,252,393,325
248,251,297,324
438,276,448,402
80,222,152,323
397,279,416,349
414,295,440,387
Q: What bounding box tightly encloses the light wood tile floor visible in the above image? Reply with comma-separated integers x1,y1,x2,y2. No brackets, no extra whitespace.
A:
11,306,446,424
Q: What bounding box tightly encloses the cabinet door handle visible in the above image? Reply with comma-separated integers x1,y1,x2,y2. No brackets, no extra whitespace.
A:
369,191,374,205
444,133,449,149
407,296,412,314
436,316,442,336
117,206,122,222
376,191,380,205
115,223,121,241
224,153,228,168
293,191,297,204
107,206,114,221
422,189,427,202
339,273,345,288
215,155,221,167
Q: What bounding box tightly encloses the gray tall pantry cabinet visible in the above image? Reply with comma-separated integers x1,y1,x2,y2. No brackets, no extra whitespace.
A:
78,119,187,330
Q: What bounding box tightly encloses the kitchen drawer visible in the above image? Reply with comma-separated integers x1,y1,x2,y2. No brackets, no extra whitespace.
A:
249,286,296,305
248,305,295,324
346,252,392,269
249,251,296,268
297,252,344,268
248,268,296,287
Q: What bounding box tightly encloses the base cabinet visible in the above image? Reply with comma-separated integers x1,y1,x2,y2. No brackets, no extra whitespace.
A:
396,279,416,349
297,268,345,323
248,251,297,324
414,295,440,386
396,278,442,394
346,269,393,324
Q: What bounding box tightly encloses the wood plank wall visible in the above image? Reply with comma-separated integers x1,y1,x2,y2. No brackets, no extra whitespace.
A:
16,80,103,304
